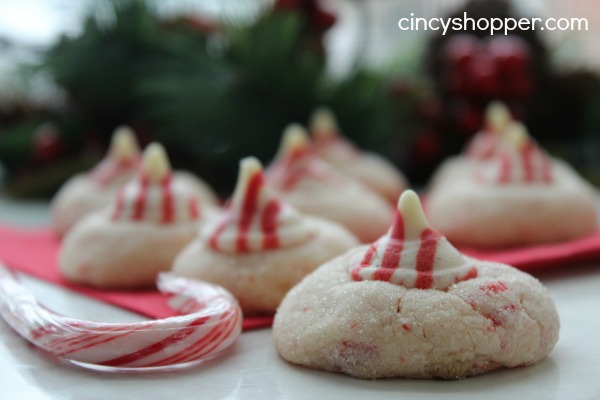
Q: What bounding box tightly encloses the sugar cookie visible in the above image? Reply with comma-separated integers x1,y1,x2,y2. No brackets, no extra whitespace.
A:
309,107,408,203
429,101,513,188
266,124,393,243
274,190,559,379
59,143,218,289
172,157,358,314
51,127,218,236
427,123,598,248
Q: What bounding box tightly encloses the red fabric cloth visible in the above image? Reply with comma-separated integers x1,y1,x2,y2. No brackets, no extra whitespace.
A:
1,225,600,330
0,225,273,331
458,231,600,271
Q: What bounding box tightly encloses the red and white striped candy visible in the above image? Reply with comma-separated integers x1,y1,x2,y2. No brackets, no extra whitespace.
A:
351,190,478,290
478,122,553,185
208,157,315,253
111,143,203,224
0,264,242,371
88,126,141,186
466,101,512,160
309,107,359,161
266,124,340,191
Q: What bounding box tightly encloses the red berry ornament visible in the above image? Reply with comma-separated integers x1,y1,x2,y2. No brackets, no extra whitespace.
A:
33,123,64,163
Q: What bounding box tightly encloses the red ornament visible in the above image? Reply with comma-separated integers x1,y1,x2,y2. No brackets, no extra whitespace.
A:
443,34,480,71
275,0,302,9
469,52,500,98
274,0,336,32
32,123,64,163
412,131,442,162
488,35,531,75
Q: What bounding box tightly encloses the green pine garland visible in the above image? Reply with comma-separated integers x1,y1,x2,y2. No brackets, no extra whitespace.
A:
0,0,421,196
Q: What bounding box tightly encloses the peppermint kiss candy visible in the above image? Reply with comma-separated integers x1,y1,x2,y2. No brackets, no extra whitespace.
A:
477,122,552,185
428,101,514,189
266,124,393,243
89,126,141,185
110,143,205,224
351,190,477,290
172,157,358,314
267,124,337,191
207,157,316,253
51,126,141,235
465,101,513,160
273,189,560,379
309,107,359,161
309,108,408,203
59,143,218,289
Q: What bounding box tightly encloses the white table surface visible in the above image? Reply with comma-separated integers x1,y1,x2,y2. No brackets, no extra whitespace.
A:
1,197,600,400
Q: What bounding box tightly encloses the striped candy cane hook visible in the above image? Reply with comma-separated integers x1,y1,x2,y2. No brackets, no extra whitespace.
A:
0,264,242,372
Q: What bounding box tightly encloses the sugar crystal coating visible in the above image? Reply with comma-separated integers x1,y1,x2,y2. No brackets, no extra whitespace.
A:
273,190,560,379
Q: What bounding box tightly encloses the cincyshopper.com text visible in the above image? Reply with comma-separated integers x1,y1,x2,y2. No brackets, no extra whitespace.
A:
398,12,589,36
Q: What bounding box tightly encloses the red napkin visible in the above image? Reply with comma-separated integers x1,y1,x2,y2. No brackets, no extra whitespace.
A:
458,231,600,271
0,225,273,331
1,225,600,330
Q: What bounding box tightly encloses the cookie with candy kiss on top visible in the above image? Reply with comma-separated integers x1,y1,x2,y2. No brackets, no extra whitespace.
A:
59,143,220,289
309,107,408,203
428,101,514,190
266,124,394,243
171,157,359,314
273,190,560,379
427,122,598,248
51,127,219,236
51,126,141,236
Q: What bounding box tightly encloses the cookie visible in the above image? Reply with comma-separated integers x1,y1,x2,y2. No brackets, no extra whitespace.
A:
266,124,393,243
427,123,598,248
51,126,141,236
429,101,513,189
273,190,559,379
51,127,218,236
309,107,408,203
172,157,359,314
59,143,218,289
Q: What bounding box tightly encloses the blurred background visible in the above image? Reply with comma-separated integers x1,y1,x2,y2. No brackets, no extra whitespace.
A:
1,0,599,197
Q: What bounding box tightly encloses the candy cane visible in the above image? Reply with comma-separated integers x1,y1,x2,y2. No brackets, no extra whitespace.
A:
0,264,242,371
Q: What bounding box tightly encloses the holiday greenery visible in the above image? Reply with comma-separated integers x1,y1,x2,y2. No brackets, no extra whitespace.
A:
1,0,600,198
0,0,419,197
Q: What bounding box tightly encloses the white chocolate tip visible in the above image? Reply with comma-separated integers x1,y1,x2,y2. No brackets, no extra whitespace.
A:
398,190,430,240
109,126,139,160
142,142,171,182
485,101,511,134
503,122,529,150
240,156,263,177
232,156,265,204
309,107,339,138
234,156,262,197
280,123,311,154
